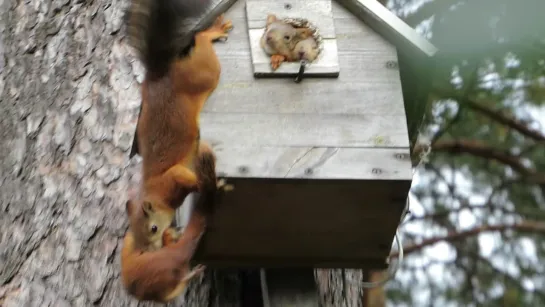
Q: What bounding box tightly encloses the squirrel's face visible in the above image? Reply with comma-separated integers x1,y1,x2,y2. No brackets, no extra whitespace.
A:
293,37,319,62
264,24,297,50
126,198,172,250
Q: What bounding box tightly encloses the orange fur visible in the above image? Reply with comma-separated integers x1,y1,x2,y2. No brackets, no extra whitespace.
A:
128,16,232,252
122,138,221,302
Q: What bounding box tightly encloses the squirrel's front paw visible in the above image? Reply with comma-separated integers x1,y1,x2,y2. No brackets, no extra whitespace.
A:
205,14,233,42
270,55,285,71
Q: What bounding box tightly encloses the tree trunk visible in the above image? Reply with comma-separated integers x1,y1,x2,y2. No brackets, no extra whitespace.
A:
315,269,386,307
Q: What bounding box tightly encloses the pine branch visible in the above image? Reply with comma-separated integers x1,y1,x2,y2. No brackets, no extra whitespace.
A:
464,97,545,142
414,139,545,184
391,221,545,258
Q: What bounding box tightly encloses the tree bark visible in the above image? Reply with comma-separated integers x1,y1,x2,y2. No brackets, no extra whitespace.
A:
315,269,386,307
0,0,242,306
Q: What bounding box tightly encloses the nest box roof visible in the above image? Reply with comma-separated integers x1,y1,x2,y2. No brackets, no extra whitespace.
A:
189,0,438,61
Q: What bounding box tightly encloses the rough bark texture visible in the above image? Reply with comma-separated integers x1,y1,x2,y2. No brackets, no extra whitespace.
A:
0,0,242,306
315,269,386,307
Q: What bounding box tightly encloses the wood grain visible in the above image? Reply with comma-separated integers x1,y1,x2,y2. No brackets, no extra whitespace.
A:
335,0,438,60
201,113,410,149
207,146,412,180
193,178,409,269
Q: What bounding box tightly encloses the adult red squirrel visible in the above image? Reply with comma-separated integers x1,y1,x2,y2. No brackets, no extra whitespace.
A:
124,0,232,252
122,145,222,302
120,0,232,301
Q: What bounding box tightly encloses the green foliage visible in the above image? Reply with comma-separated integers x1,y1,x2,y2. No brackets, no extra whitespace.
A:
389,0,545,305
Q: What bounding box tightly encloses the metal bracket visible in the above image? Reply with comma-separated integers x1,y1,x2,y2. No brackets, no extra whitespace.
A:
294,60,307,83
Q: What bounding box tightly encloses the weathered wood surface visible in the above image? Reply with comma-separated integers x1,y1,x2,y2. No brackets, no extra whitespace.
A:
246,0,340,77
336,0,438,60
193,178,408,268
211,147,411,179
0,0,241,306
205,0,412,180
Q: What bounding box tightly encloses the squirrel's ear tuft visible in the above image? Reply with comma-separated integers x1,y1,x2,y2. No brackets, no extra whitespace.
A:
142,201,154,217
266,14,277,26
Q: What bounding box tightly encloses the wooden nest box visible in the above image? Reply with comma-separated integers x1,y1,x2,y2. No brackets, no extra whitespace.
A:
173,0,438,270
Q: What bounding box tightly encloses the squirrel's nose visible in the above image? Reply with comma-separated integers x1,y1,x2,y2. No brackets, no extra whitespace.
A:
266,36,272,42
299,51,305,58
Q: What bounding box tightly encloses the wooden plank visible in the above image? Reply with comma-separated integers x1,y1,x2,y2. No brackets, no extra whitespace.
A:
209,146,412,180
245,0,340,77
248,29,340,77
208,81,407,116
335,0,438,60
192,178,408,269
204,178,409,232
204,13,405,115
201,114,411,149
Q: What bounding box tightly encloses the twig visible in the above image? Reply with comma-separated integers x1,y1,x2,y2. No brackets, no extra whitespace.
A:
464,97,545,141
414,139,545,184
391,221,545,258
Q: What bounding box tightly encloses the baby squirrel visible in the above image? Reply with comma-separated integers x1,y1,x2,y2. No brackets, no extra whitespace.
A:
122,146,222,302
121,0,232,301
260,14,313,70
291,36,319,62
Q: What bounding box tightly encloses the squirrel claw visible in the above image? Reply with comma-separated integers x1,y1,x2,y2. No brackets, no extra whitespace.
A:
217,178,234,192
182,264,207,282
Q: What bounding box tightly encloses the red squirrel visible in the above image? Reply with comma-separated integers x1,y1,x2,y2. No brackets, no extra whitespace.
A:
124,0,232,252
260,14,313,70
122,146,222,302
121,0,232,301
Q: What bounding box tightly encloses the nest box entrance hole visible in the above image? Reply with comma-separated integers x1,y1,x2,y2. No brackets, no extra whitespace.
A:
246,0,340,79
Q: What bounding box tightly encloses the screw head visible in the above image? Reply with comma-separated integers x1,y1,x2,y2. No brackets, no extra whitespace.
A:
385,61,398,69
304,168,313,175
372,168,382,174
238,166,249,174
284,3,292,9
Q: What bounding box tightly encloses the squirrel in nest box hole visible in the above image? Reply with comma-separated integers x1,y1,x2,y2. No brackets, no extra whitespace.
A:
260,14,313,70
292,36,319,62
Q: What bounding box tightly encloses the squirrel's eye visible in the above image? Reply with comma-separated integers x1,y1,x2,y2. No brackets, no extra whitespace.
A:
284,35,290,40
151,225,158,233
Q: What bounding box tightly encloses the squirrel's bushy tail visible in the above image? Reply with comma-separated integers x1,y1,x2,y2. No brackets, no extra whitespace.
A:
125,0,213,76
